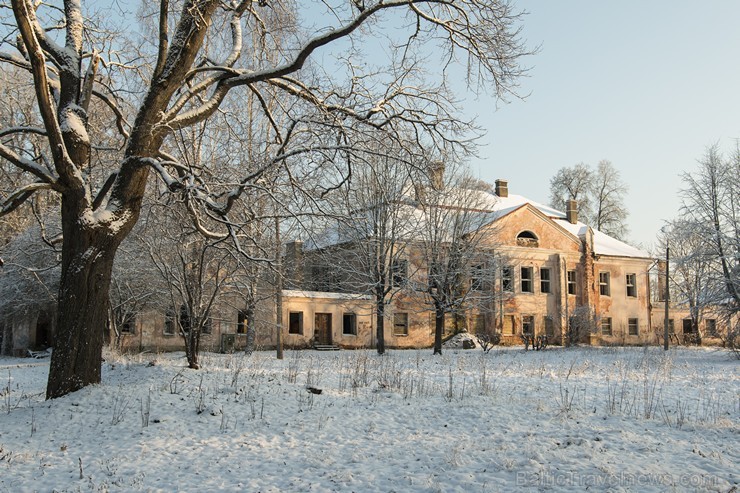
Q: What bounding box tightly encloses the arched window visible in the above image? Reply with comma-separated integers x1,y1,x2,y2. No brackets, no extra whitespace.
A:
516,230,539,247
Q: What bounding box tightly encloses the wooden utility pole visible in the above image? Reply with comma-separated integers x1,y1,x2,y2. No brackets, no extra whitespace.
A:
275,216,284,360
663,247,670,351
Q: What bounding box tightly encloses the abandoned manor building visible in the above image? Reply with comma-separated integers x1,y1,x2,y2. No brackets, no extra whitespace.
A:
0,179,729,356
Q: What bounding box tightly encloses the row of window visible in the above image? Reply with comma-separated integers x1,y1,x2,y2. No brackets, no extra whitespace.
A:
499,266,565,294
600,317,640,336
598,272,637,297
494,267,639,298
287,311,410,337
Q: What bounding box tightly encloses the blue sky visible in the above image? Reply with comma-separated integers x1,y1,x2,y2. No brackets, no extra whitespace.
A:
463,1,740,248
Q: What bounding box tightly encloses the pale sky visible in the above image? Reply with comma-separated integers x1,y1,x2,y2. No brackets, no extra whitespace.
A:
465,1,740,248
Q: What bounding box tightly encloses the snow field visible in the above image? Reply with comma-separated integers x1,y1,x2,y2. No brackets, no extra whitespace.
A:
0,346,737,492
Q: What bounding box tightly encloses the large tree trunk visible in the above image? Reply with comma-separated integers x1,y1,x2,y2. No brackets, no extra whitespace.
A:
433,307,445,355
376,297,385,355
46,202,122,399
245,304,256,354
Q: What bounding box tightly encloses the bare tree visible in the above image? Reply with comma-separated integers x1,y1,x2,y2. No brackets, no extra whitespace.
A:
549,160,629,240
414,164,498,355
679,143,740,313
591,160,629,239
549,163,594,223
313,145,418,354
0,0,529,398
142,202,235,369
656,219,720,344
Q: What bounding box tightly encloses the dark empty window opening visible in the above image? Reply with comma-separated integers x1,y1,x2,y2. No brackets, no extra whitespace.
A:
164,309,176,335
502,266,513,292
121,316,135,334
343,313,357,336
392,259,408,287
471,264,485,291
237,310,248,334
289,312,303,335
516,230,539,247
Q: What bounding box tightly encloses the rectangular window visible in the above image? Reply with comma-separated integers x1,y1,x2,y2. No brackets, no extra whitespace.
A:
503,315,515,335
164,310,176,335
521,266,534,293
540,268,551,294
502,266,513,292
522,315,534,335
626,273,637,298
237,310,248,334
202,317,212,334
343,313,357,335
121,317,135,334
393,312,408,336
682,319,694,334
706,319,717,336
601,317,613,335
567,270,577,295
288,311,303,334
628,318,639,335
599,272,611,296
471,264,485,291
668,319,675,334
392,259,408,287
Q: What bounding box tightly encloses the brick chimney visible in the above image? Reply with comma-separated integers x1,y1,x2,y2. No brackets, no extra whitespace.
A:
566,199,578,224
430,161,445,190
494,179,508,198
284,241,304,288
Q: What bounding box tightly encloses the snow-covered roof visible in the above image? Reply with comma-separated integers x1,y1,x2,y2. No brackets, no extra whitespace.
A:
307,185,652,260
459,191,650,259
282,289,372,300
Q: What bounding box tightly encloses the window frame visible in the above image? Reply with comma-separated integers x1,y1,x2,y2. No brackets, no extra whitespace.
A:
501,266,513,292
540,267,551,294
521,266,534,293
599,272,611,297
391,259,408,288
470,263,485,291
567,270,577,295
628,317,639,336
601,317,614,336
393,312,409,336
522,315,534,335
705,319,717,336
601,317,613,335
626,273,637,298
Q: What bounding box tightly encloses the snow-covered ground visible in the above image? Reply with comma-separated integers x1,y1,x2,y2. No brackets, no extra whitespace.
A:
0,346,737,492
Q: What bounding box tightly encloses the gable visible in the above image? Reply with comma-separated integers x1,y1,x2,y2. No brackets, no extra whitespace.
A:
479,204,582,253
